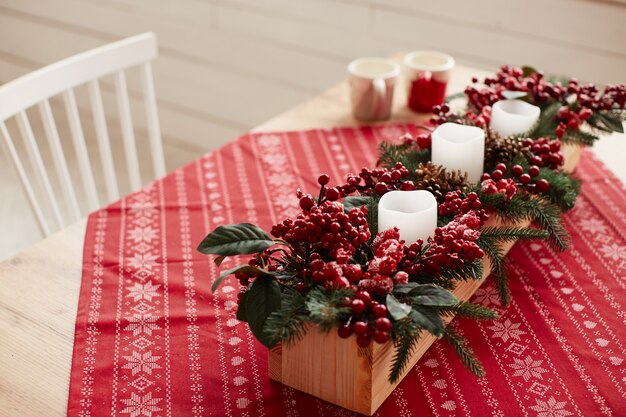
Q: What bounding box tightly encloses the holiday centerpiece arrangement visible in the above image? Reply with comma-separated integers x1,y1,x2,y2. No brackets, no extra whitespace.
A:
198,65,625,415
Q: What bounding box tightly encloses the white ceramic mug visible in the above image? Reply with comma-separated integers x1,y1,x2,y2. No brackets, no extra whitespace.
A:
348,57,399,121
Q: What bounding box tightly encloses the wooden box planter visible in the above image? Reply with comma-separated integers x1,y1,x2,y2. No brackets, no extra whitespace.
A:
269,146,581,415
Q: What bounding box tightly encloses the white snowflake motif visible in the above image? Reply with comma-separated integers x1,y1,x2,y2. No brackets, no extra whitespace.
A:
128,253,159,271
122,351,162,375
599,243,626,261
128,227,158,243
120,392,162,417
578,218,608,235
124,313,161,336
126,281,161,302
258,134,282,146
508,355,549,381
262,153,287,166
488,319,526,342
474,286,501,306
128,201,158,218
267,173,294,187
529,397,573,417
274,193,298,209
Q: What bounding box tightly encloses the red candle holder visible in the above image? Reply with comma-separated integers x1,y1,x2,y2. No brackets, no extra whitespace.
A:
404,51,455,113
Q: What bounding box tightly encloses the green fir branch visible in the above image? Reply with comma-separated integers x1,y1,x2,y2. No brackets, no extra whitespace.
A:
305,287,352,332
377,142,430,172
492,195,570,252
477,233,510,305
439,260,484,282
561,129,598,146
389,318,421,383
479,226,549,242
263,288,309,347
529,101,561,138
443,324,486,377
535,169,581,211
439,301,499,320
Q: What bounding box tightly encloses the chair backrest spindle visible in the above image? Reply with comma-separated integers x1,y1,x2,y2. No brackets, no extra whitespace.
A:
140,62,166,178
0,33,163,238
16,111,65,229
1,122,51,235
87,79,120,202
38,99,82,221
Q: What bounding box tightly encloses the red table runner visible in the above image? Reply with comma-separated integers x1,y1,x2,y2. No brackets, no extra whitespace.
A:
68,124,626,417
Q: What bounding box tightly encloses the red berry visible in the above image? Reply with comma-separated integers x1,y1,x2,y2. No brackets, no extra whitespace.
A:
318,174,330,185
374,182,388,195
299,195,315,211
353,321,368,336
373,330,390,344
356,334,371,348
511,165,524,176
491,169,503,180
337,324,352,338
294,282,307,293
536,179,550,192
529,165,540,177
480,173,491,182
520,174,531,184
325,187,340,201
374,317,392,332
351,299,366,315
355,290,372,306
372,303,388,318
495,163,507,172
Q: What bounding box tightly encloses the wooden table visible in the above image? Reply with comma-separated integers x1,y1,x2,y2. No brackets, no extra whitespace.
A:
0,62,591,416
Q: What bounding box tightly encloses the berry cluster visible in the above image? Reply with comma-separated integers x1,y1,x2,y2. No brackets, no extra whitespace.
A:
522,137,563,169
567,81,626,111
465,65,567,111
337,163,416,197
271,198,371,263
481,162,550,195
438,191,488,224
337,293,392,347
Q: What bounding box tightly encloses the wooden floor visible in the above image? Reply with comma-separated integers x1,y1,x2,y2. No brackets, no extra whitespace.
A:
1,0,625,260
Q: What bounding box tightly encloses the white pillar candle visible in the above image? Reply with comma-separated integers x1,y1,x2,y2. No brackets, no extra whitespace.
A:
489,99,540,137
378,190,437,244
431,123,485,184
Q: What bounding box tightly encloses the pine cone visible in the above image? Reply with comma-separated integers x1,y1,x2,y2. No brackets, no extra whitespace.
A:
415,162,469,202
484,129,529,170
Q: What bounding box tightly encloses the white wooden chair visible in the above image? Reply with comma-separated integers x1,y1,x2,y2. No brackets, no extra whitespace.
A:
0,32,165,237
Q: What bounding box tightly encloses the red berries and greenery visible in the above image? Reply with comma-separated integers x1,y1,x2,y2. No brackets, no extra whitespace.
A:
198,63,618,384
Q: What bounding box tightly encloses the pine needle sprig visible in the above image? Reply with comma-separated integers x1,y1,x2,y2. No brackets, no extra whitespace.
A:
479,226,549,242
443,324,486,377
561,129,598,146
477,233,510,305
264,288,309,347
492,195,570,251
389,318,421,383
439,260,484,282
438,301,499,320
305,287,352,332
535,169,581,211
377,142,430,172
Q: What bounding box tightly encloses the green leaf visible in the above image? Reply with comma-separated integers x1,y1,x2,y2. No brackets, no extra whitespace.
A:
410,306,445,336
342,196,371,212
243,276,282,348
409,284,458,306
445,91,466,102
263,288,308,347
236,290,250,322
211,265,273,293
522,66,537,77
197,223,274,256
392,283,419,295
591,111,624,133
386,294,412,320
502,90,527,100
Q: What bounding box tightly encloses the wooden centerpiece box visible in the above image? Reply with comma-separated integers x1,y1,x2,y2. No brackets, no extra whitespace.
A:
268,145,581,415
